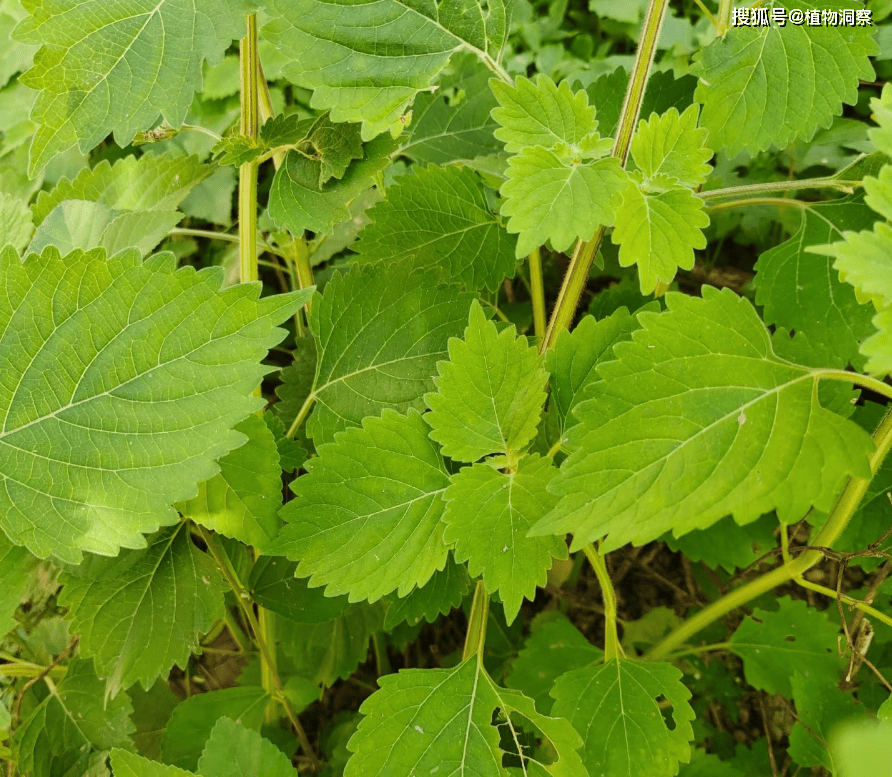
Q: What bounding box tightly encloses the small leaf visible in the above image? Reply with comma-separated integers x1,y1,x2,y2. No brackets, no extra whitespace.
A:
551,658,695,777
444,456,567,623
111,750,195,777
177,413,283,551
197,717,297,777
353,165,517,291
383,555,471,630
611,183,709,294
501,147,627,256
630,105,712,188
425,301,549,463
0,191,32,253
61,524,225,696
533,287,874,552
269,409,450,603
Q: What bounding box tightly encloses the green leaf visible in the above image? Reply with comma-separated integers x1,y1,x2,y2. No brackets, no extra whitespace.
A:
16,0,254,173
830,697,892,777
506,611,602,714
532,287,874,553
0,191,31,252
611,183,709,294
500,147,627,257
546,309,639,444
197,717,297,777
491,74,605,154
262,0,515,140
129,678,179,760
664,514,778,574
176,413,282,551
869,84,892,157
788,673,863,770
268,133,396,237
353,165,517,291
729,597,842,698
272,334,316,433
425,301,548,463
161,686,269,771
305,263,473,445
13,659,135,777
0,532,36,634
551,658,695,777
269,409,450,602
629,105,712,188
60,524,225,696
0,246,310,562
31,152,211,227
346,656,586,776
383,555,471,630
305,113,365,185
693,0,876,155
754,196,877,369
248,556,348,623
444,456,566,623
111,750,195,777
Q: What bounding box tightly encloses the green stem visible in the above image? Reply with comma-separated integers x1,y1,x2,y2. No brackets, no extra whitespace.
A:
540,0,669,353
700,177,861,201
286,392,316,439
168,228,287,259
794,577,892,631
463,581,490,661
647,406,892,661
238,14,260,286
704,197,806,214
717,0,733,33
199,526,321,769
528,248,547,341
222,609,252,653
582,544,623,660
814,368,892,403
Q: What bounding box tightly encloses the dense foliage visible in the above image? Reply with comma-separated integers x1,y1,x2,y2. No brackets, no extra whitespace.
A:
1,0,892,775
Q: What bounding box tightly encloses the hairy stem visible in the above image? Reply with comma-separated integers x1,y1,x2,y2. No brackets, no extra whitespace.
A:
583,543,623,660
463,581,490,661
540,0,669,352
238,14,260,285
700,176,861,201
647,407,892,660
529,248,547,340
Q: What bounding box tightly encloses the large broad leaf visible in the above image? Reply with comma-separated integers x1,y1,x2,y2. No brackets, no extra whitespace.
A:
0,246,309,562
176,413,282,551
353,165,516,291
60,523,226,696
693,0,876,155
443,456,566,623
754,196,877,370
197,717,298,777
15,0,254,174
262,0,515,140
830,697,892,777
532,286,874,552
268,410,450,603
425,301,548,463
13,660,134,777
304,262,473,444
346,656,586,776
551,659,695,777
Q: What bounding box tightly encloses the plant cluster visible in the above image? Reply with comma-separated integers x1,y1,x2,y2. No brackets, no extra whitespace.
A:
1,0,892,775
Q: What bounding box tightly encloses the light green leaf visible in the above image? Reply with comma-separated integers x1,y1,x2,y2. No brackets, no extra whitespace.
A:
630,105,712,188
729,597,842,698
162,686,269,771
532,287,874,552
444,456,566,623
0,191,31,253
268,133,395,237
491,74,603,153
754,196,877,369
305,263,473,445
0,246,309,562
788,673,863,770
551,659,695,777
176,413,282,551
248,556,348,623
111,750,195,777
506,611,602,714
693,0,876,155
546,309,639,444
31,153,211,227
197,717,297,777
830,697,892,777
60,524,225,696
262,0,515,140
268,409,450,603
383,555,471,629
346,656,586,777
864,164,892,223
354,165,516,291
13,660,134,777
425,301,548,463
16,0,254,174
0,532,37,634
869,84,892,157
501,146,627,256
611,183,709,294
